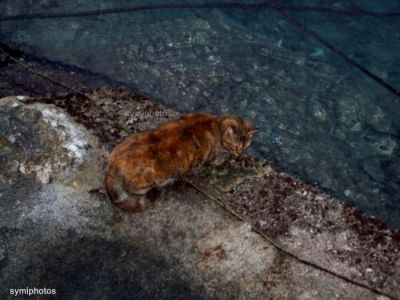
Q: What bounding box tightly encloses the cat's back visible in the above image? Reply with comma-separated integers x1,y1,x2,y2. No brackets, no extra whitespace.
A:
108,112,217,162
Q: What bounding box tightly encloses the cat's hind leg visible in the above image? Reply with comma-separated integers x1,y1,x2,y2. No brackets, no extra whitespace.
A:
105,174,150,213
117,192,150,213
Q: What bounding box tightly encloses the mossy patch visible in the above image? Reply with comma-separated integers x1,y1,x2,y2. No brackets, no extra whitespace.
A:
198,155,272,192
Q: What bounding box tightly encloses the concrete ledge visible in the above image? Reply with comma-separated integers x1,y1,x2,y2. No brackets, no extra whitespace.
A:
1,88,398,299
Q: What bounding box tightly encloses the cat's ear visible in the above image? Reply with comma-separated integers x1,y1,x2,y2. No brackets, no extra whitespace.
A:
225,126,235,136
249,126,259,135
244,120,259,135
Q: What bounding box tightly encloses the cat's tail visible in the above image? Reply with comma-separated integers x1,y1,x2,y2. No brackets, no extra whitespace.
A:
105,168,149,213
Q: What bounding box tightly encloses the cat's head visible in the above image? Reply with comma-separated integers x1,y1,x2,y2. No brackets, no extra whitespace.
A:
219,115,258,156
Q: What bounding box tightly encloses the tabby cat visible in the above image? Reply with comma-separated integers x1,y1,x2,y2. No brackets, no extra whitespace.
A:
105,112,257,212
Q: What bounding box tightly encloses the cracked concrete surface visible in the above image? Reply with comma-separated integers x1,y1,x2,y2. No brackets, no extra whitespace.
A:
0,91,399,299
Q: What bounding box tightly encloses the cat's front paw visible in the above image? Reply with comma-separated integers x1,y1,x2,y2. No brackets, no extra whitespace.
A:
211,154,226,167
